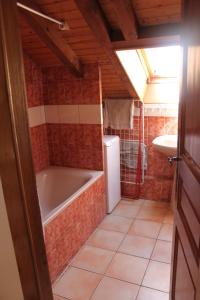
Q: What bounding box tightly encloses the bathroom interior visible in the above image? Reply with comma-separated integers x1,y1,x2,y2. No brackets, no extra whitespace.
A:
2,1,199,300
25,43,178,299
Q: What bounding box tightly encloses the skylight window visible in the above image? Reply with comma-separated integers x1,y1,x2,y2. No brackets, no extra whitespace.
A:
116,46,181,102
143,46,181,78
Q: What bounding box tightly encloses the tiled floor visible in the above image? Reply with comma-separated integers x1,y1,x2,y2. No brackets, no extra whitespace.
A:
53,199,174,300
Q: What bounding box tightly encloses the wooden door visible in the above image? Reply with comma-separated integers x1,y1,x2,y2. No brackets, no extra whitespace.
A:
0,0,53,299
170,1,200,299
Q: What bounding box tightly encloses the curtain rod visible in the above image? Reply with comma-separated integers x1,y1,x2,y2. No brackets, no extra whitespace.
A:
17,2,69,30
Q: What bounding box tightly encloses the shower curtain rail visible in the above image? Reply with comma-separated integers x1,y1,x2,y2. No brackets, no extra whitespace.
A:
17,2,69,30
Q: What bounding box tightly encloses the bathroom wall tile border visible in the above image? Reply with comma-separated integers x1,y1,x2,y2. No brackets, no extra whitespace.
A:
28,104,103,127
144,103,178,117
28,105,46,127
102,99,178,118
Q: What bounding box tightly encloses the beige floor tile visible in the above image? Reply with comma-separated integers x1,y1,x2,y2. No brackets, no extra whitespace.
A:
142,261,171,292
119,235,156,259
143,200,170,209
54,296,67,300
137,286,169,300
128,219,162,239
151,240,172,263
137,206,167,223
158,224,173,242
91,276,139,300
53,267,101,300
106,252,149,285
87,229,125,251
120,198,144,206
98,215,132,233
112,203,141,218
163,210,174,224
71,245,114,274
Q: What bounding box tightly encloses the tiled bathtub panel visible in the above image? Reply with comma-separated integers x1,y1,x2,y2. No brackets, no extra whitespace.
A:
30,124,49,172
44,175,106,282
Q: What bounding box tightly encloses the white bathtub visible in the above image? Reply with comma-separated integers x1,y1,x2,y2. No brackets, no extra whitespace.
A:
36,166,103,225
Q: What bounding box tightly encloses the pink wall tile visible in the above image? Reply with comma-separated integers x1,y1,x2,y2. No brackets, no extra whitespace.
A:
105,114,177,202
24,54,44,108
42,63,103,171
24,54,49,172
24,54,103,172
30,124,49,172
44,175,106,282
43,63,101,105
24,57,106,283
47,124,103,170
141,116,177,201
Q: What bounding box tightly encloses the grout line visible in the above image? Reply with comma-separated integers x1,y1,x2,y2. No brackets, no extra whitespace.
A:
135,286,169,300
53,292,69,300
88,202,147,299
53,199,173,298
65,265,104,277
88,209,141,299
140,283,170,294
139,217,164,288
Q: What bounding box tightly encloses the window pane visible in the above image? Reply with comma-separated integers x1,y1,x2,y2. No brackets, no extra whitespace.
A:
144,46,181,78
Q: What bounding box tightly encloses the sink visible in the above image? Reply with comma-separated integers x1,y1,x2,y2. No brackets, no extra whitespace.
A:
152,135,177,156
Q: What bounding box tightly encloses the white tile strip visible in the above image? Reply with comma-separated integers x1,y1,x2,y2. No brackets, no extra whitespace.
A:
58,105,79,124
79,104,102,124
28,104,102,126
45,105,59,123
28,105,45,127
144,103,178,117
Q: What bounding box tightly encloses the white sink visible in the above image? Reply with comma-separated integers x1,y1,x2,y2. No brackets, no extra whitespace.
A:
152,135,177,156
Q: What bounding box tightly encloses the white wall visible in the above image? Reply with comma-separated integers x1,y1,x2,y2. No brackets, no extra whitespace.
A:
144,82,179,104
0,179,24,300
116,50,147,100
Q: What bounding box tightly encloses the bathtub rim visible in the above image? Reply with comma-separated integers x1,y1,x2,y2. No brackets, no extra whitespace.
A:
36,166,104,226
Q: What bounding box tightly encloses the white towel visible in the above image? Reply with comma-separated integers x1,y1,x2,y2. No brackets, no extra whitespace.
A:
103,99,134,129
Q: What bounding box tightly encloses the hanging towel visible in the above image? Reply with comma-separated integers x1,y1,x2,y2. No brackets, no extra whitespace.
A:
103,99,134,129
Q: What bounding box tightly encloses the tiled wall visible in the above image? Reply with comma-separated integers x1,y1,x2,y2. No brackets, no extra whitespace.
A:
24,56,106,282
43,64,103,171
45,175,106,282
24,54,103,172
105,102,178,202
24,54,50,172
142,105,177,201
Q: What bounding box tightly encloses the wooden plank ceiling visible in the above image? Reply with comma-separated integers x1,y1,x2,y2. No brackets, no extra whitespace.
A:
18,0,181,98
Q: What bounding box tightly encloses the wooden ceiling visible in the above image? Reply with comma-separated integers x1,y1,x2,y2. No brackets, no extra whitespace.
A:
18,0,182,98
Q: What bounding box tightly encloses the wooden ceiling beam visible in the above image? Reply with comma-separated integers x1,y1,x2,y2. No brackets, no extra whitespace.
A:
74,0,138,98
18,0,82,77
110,0,138,40
139,23,181,39
112,35,180,50
112,24,180,50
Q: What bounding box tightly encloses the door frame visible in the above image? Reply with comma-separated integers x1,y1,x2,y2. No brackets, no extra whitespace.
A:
170,0,200,299
0,1,53,299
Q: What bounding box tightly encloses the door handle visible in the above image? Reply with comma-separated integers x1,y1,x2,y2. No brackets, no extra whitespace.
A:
168,156,182,166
